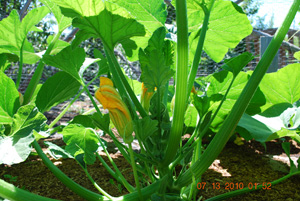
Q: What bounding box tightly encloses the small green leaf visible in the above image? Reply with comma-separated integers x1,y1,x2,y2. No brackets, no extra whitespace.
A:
60,124,99,165
0,54,11,72
0,71,20,118
43,46,85,84
294,51,300,60
90,113,110,132
46,35,70,55
221,52,254,77
184,105,198,128
44,141,74,160
135,116,158,141
11,105,47,136
70,115,96,129
193,95,210,117
139,27,174,91
188,0,253,62
0,7,50,64
36,71,81,113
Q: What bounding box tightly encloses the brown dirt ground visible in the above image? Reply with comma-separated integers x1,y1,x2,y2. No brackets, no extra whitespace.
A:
1,137,300,201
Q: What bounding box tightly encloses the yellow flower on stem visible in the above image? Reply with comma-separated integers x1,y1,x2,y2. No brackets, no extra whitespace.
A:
140,83,154,113
95,77,133,143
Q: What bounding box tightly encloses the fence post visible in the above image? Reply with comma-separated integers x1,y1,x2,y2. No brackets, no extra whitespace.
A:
260,36,279,73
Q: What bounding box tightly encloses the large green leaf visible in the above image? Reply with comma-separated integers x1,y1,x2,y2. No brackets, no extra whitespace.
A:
53,0,146,51
111,0,167,60
60,124,99,165
188,0,253,62
0,105,47,165
111,0,166,33
39,0,72,33
221,52,254,77
258,64,300,112
0,7,50,64
36,71,81,113
0,71,20,120
238,107,300,143
0,132,35,165
42,46,85,84
139,27,174,91
207,70,265,131
52,0,105,17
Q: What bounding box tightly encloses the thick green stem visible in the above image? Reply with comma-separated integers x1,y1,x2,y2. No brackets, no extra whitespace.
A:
108,49,148,118
186,1,215,100
162,0,189,167
97,135,135,193
128,143,142,200
82,167,114,200
16,41,24,89
49,76,99,129
32,140,105,201
104,47,147,118
175,0,300,188
23,33,61,105
0,179,59,201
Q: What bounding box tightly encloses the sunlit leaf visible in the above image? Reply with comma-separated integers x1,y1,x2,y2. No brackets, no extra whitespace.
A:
111,0,167,60
188,0,253,62
294,51,300,60
0,7,50,64
0,105,47,165
258,64,300,112
43,46,85,84
139,27,174,91
39,0,72,32
60,124,99,165
36,71,81,113
54,0,146,51
207,70,265,131
0,71,20,119
221,52,254,77
135,116,158,141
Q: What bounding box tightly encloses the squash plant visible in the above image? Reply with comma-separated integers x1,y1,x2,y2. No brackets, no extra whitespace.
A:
1,0,300,200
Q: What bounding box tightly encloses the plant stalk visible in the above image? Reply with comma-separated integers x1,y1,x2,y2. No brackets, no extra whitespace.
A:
32,140,105,201
162,0,189,167
175,0,300,188
16,41,25,89
128,143,142,200
0,179,59,201
23,32,61,105
186,1,215,100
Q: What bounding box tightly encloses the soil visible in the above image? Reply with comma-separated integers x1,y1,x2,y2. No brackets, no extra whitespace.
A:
1,137,300,201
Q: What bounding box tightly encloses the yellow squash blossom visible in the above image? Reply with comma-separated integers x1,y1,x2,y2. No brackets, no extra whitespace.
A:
95,77,133,143
140,83,154,113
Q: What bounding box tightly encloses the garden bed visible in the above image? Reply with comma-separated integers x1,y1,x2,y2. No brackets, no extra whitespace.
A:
1,137,299,201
